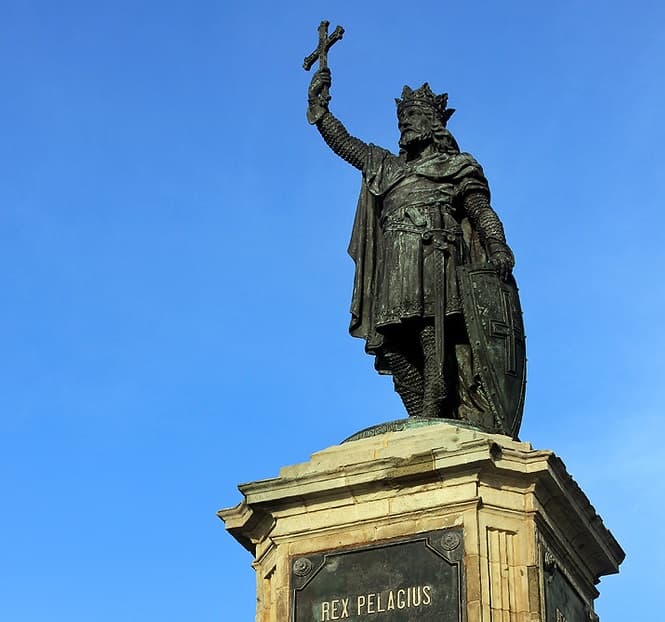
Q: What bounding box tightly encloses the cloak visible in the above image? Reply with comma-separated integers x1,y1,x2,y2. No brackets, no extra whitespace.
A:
347,146,490,374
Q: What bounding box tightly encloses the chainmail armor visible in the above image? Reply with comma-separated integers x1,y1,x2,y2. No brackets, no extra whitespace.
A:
464,191,506,244
464,191,514,266
384,323,450,418
316,112,369,171
384,350,424,418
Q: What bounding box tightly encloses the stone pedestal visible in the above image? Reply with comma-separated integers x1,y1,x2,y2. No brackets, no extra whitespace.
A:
219,423,624,622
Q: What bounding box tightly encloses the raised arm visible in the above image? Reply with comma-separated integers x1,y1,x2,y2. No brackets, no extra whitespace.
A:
307,69,369,171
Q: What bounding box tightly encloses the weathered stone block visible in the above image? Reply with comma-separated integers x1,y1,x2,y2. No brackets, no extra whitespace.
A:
219,423,623,622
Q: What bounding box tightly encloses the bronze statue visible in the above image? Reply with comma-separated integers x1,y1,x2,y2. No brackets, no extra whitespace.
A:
305,23,525,438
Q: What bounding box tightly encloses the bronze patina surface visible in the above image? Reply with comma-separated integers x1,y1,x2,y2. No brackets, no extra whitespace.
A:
291,530,464,622
305,22,526,437
543,551,597,622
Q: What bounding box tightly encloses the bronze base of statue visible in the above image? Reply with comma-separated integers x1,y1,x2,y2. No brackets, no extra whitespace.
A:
342,416,487,443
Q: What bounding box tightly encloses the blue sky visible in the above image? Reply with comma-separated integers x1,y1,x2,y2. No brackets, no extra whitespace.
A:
1,1,663,620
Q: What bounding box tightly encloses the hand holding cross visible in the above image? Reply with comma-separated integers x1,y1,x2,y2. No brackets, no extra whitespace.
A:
304,21,344,124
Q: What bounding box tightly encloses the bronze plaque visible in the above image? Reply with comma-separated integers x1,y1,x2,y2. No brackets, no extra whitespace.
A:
290,529,464,622
543,552,590,622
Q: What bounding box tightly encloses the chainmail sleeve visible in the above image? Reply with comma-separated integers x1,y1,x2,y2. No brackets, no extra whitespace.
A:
464,191,514,263
316,111,369,171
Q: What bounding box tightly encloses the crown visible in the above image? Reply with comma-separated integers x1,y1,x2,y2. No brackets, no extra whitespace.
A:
395,83,455,125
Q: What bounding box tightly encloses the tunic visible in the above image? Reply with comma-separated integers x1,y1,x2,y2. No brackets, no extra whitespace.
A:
359,146,490,332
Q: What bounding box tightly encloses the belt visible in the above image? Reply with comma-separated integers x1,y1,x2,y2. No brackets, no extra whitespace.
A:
382,224,462,242
381,202,454,228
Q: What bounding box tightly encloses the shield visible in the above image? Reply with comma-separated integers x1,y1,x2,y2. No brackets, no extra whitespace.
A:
457,265,526,439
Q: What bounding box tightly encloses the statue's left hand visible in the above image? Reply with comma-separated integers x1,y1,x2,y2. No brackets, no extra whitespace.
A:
490,250,514,281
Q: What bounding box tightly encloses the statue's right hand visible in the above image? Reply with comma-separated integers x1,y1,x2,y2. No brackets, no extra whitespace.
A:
308,68,332,102
307,68,331,124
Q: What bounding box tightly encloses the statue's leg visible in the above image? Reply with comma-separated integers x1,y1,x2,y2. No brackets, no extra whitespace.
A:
420,321,448,418
454,330,496,430
383,327,424,418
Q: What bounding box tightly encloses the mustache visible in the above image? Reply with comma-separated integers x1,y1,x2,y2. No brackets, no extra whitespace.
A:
399,129,433,149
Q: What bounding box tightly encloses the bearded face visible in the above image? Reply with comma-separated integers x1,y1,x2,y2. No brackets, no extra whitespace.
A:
398,104,434,151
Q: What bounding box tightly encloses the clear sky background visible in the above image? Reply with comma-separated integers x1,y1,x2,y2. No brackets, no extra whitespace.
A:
1,1,664,620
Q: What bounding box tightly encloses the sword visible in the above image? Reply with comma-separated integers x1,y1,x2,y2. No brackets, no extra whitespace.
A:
425,206,449,393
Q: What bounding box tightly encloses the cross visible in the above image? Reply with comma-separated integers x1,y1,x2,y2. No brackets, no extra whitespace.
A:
303,20,345,72
489,289,524,376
